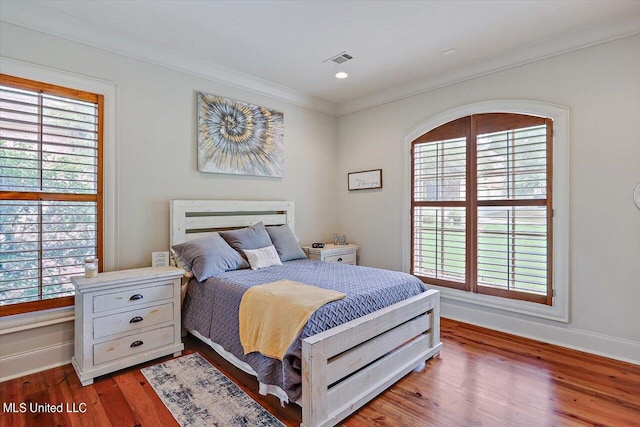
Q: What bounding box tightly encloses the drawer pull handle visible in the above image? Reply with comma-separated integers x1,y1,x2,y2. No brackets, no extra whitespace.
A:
337,257,343,262
129,294,143,301
129,316,144,323
130,340,144,348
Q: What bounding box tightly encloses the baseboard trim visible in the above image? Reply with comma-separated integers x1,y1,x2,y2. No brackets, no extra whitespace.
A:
442,300,640,365
2,302,637,383
0,340,73,383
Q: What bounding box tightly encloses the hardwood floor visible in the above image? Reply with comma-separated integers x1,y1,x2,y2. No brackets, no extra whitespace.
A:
1,318,639,426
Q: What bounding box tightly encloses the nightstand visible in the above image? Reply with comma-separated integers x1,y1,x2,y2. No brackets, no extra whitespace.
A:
71,267,184,386
303,243,359,265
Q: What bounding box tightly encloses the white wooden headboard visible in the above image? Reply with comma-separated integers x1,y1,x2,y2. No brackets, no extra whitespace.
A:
170,200,294,246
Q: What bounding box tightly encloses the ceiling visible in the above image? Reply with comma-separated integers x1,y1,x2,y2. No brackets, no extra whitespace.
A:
1,1,639,115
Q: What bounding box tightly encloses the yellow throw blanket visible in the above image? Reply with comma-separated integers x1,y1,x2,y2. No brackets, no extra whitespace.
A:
239,279,346,360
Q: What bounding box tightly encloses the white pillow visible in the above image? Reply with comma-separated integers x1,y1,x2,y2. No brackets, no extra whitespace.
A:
243,245,283,270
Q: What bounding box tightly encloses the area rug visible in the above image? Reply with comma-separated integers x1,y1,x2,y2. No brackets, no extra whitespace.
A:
141,352,284,427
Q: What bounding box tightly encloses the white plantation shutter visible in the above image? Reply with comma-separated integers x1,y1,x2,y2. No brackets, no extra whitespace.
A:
0,201,98,303
0,88,99,193
476,123,549,298
0,74,103,314
412,206,466,283
477,206,548,295
413,136,466,202
411,113,552,304
412,118,468,290
477,126,548,201
412,133,467,287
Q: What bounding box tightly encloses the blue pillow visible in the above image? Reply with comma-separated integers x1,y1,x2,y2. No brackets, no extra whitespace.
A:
219,221,273,260
171,234,248,282
266,224,307,262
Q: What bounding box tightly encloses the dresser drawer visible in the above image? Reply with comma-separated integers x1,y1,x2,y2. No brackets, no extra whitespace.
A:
325,252,356,265
93,325,175,365
93,303,174,339
93,283,174,313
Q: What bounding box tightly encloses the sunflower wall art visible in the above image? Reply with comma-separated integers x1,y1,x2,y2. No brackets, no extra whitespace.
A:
197,92,284,177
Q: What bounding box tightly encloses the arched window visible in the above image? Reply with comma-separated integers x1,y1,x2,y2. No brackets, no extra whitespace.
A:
411,112,553,304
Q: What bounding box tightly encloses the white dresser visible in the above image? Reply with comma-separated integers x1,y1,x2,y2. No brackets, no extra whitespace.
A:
303,243,359,265
71,267,184,386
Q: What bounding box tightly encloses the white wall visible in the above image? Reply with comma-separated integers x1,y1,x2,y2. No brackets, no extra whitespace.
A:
0,23,339,379
337,35,640,362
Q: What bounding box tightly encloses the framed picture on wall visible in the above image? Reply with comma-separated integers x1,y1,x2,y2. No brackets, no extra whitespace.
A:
197,92,284,177
348,169,383,191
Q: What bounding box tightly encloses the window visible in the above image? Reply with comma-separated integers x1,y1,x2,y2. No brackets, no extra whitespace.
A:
411,113,552,305
0,74,103,316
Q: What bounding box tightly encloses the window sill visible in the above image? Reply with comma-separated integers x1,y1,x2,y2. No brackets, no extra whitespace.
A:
429,284,569,323
0,306,74,336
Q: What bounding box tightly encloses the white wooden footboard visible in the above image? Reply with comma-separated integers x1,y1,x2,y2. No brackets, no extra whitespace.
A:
301,289,441,427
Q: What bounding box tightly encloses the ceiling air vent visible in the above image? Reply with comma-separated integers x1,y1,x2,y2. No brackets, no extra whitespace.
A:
323,52,353,64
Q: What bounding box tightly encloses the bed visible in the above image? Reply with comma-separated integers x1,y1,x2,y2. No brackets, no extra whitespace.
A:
170,200,442,427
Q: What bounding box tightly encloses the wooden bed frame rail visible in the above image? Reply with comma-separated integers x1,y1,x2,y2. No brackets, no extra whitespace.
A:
301,289,441,427
169,200,442,427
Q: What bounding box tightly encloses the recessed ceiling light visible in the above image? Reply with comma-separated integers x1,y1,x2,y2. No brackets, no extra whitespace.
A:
442,48,457,56
335,71,348,79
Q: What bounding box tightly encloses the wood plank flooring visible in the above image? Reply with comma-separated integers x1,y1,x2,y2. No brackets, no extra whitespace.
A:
1,318,638,426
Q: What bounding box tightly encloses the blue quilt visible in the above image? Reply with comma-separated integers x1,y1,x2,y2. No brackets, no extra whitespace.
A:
182,259,426,402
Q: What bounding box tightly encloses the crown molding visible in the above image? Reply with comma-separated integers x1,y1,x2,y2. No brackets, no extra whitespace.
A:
336,13,640,116
2,3,638,117
0,3,337,115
